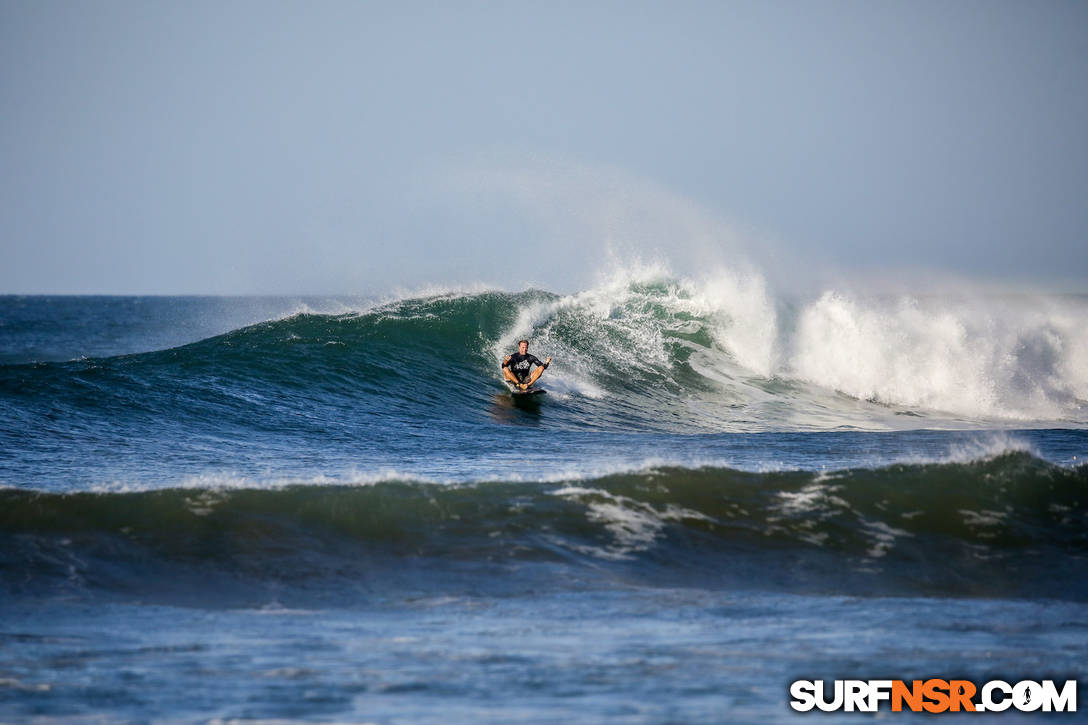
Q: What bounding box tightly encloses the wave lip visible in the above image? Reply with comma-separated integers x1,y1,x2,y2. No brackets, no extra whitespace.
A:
3,282,1086,434
3,453,1085,604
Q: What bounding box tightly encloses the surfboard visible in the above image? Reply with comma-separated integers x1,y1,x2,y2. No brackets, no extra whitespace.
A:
505,381,546,396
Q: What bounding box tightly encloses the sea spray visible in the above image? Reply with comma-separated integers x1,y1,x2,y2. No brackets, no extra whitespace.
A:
2,294,1085,725
4,277,1085,439
789,290,1088,420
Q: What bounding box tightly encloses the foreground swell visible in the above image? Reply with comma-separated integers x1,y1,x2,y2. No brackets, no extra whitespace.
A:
4,453,1085,605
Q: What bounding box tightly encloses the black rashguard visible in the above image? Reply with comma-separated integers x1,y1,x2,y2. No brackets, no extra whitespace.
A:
502,352,546,383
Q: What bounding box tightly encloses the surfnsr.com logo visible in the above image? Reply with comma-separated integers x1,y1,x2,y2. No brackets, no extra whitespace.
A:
790,679,1077,713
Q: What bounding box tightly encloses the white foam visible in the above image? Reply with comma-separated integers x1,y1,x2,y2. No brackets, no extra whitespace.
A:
941,433,1036,463
425,149,1087,425
86,469,433,494
694,265,778,378
549,486,667,559
557,263,1085,424
488,259,781,414
789,291,1088,421
53,436,1050,497
0,678,51,693
859,518,912,559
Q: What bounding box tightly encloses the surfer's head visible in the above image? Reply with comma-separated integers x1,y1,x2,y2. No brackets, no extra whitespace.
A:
518,340,529,354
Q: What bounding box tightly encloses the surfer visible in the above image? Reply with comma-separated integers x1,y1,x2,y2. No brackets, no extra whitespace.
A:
502,340,552,391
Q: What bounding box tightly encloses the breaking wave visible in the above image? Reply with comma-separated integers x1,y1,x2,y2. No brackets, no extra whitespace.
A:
1,269,1085,442
2,453,1085,604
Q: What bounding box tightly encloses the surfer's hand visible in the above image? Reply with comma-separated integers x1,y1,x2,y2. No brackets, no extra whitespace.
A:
545,356,552,365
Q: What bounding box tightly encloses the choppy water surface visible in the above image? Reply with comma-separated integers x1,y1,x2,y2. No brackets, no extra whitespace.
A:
1,283,1085,722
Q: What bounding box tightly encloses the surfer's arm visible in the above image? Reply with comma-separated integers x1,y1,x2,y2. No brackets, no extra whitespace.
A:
501,357,522,385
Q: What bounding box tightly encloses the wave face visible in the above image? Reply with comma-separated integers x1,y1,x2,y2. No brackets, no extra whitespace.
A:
510,273,1088,426
2,277,1086,445
3,453,1085,604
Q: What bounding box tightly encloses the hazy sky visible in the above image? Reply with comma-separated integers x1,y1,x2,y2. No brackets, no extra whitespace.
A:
2,0,1086,294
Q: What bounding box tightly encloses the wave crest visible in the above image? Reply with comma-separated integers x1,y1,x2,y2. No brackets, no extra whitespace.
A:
3,454,1085,602
4,272,1085,430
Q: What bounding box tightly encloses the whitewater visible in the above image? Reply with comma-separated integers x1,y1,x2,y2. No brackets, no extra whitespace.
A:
1,267,1085,722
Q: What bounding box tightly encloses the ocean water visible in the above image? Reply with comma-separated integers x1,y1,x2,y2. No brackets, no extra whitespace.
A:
1,276,1086,723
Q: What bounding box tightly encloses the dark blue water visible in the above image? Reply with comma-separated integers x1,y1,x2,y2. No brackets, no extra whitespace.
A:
2,292,1086,722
